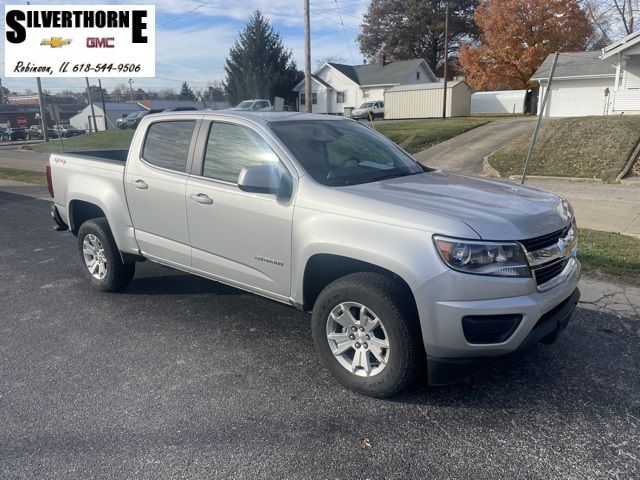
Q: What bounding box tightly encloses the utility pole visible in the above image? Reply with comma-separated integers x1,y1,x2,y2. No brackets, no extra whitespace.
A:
521,51,559,185
0,78,4,104
98,78,108,131
85,77,98,132
441,0,450,119
128,78,134,102
303,0,312,113
36,78,49,142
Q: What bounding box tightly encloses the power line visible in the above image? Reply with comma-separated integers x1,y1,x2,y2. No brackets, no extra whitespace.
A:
158,0,216,27
311,10,359,31
334,0,355,62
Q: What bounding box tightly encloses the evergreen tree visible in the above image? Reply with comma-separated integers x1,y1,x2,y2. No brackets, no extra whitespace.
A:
178,81,196,101
224,10,303,105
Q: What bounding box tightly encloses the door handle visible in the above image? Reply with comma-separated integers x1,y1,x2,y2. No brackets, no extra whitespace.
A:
131,179,148,189
190,193,213,205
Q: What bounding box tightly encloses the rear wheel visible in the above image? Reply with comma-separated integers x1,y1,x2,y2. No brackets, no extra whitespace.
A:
311,272,422,397
77,218,135,292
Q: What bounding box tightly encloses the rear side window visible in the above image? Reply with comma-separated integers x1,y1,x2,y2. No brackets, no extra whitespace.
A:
142,121,195,172
202,122,283,183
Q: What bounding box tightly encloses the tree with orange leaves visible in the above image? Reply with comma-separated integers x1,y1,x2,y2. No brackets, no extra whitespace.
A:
460,0,593,90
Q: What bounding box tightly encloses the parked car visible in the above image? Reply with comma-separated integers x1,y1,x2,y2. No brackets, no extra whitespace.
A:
1,128,28,141
47,111,580,398
261,105,297,112
229,99,272,111
55,124,85,138
116,118,127,130
122,111,160,129
351,101,384,120
27,127,59,140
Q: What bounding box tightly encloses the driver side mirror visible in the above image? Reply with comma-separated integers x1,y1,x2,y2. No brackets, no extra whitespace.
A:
238,164,282,195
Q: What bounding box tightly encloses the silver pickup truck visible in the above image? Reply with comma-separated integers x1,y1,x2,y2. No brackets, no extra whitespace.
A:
47,111,580,397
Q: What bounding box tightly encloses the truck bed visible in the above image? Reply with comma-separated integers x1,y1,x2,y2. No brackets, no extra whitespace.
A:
58,149,129,164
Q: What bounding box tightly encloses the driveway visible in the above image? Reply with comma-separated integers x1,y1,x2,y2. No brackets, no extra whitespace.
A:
1,190,639,479
414,117,536,175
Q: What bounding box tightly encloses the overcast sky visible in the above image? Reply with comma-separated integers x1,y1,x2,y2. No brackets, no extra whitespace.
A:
2,0,369,94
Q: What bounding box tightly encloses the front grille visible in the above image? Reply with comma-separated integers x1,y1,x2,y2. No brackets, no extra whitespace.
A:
519,224,571,252
532,258,569,286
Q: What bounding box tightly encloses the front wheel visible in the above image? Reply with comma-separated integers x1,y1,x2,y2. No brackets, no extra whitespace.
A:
311,273,422,397
77,218,135,292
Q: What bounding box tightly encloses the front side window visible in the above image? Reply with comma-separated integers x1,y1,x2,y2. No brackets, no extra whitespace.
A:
271,120,423,187
142,121,195,172
202,122,284,184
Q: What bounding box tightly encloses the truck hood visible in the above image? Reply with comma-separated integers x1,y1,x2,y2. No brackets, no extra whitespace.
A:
344,170,572,240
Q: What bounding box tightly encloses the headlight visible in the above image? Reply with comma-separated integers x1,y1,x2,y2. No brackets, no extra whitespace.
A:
434,236,530,278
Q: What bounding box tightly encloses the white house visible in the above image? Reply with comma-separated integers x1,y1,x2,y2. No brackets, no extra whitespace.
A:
70,102,143,131
293,59,437,115
531,30,640,117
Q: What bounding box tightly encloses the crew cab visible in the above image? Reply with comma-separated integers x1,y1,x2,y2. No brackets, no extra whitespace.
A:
47,111,580,397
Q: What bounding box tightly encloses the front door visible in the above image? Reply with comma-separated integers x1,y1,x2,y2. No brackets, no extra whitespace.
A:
125,118,199,266
185,120,294,298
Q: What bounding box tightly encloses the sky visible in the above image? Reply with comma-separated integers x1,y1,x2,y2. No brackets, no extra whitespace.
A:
1,0,370,94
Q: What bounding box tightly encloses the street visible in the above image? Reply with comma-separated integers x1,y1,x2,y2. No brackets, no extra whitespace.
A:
1,191,638,479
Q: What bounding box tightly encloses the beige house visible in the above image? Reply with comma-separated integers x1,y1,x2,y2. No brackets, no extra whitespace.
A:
384,81,472,119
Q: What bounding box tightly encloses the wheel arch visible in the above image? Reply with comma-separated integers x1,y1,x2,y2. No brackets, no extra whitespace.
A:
302,254,419,321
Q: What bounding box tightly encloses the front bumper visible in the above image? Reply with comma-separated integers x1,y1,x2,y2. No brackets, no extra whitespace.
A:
412,257,581,383
427,288,580,385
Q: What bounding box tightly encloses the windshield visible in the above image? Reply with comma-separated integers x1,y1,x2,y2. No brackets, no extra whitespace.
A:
235,101,254,110
270,120,424,186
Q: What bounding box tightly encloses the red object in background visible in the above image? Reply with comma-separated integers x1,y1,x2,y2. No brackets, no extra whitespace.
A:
17,116,27,127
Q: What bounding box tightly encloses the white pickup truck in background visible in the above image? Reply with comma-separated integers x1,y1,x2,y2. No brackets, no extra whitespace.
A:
47,111,580,397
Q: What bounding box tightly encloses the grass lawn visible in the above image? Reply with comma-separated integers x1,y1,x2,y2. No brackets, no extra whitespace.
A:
488,116,640,182
31,129,135,153
578,229,640,285
371,117,492,154
0,167,45,185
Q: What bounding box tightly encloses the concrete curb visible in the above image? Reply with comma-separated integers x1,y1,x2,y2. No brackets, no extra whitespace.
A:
483,156,501,177
507,175,604,183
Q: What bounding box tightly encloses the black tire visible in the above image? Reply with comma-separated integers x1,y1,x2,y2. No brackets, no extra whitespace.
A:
311,272,422,398
77,218,135,292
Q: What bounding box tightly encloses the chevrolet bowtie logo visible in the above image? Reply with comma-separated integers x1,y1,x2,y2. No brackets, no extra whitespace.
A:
40,37,71,48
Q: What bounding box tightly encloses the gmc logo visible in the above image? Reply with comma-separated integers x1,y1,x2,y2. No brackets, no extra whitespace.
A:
86,37,114,48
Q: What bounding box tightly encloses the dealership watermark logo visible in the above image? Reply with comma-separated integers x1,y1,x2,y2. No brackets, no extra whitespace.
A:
4,5,155,78
40,37,71,48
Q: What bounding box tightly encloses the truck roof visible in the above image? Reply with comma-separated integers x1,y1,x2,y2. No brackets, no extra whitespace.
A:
144,110,348,126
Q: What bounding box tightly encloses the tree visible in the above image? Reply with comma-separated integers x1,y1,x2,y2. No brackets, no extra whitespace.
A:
155,88,177,100
203,80,227,102
224,10,303,104
460,0,593,90
583,0,637,40
357,0,479,72
178,81,196,101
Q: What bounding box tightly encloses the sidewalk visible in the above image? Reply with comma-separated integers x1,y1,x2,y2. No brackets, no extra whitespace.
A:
508,177,640,237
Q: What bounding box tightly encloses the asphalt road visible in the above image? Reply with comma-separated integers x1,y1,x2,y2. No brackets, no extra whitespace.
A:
1,191,639,480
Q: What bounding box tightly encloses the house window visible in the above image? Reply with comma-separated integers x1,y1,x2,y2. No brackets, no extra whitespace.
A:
416,71,420,80
312,92,317,104
336,91,346,103
300,93,305,105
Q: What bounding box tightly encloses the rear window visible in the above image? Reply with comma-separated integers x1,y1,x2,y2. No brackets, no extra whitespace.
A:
142,121,195,172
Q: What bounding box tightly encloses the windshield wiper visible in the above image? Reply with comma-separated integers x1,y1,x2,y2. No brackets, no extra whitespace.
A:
369,171,421,183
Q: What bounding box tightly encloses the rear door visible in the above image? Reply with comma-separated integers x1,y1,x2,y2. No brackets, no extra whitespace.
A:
125,116,201,266
185,119,295,298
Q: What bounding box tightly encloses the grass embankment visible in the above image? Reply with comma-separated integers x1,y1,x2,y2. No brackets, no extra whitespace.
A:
372,117,492,154
31,129,135,153
0,167,45,185
488,116,640,182
578,229,640,285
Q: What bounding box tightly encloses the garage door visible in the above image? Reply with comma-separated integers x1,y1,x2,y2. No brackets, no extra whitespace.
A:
542,78,613,117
